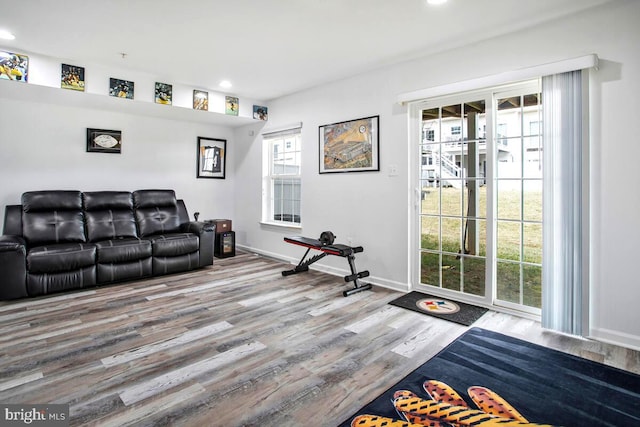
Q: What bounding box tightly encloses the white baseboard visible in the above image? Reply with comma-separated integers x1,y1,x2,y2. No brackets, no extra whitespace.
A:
589,327,640,352
236,244,408,293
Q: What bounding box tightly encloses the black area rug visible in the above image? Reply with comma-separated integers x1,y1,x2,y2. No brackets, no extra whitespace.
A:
388,291,488,326
339,328,640,427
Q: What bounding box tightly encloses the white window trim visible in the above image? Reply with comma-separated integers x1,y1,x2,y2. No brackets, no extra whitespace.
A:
397,54,598,105
261,123,303,228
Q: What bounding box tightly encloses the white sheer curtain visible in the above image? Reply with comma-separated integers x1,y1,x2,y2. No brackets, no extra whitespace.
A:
542,70,589,336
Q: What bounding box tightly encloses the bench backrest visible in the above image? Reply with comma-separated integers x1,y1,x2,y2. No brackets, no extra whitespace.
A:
83,191,138,242
3,189,190,245
21,190,86,246
133,189,181,237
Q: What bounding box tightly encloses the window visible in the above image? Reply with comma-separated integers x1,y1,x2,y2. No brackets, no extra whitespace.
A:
262,126,302,226
451,125,461,139
424,128,435,142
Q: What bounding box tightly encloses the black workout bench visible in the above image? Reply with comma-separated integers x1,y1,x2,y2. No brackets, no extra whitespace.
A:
282,235,372,297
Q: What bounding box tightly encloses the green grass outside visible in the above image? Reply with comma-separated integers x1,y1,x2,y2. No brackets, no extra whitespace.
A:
420,186,542,308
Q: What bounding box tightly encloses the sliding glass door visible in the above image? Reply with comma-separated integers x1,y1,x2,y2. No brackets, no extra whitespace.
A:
415,81,542,314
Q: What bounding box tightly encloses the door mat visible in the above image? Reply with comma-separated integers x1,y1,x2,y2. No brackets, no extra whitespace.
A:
388,291,488,326
339,327,640,426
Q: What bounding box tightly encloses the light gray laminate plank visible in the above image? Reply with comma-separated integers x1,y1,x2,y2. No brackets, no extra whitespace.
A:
101,321,234,367
119,341,267,405
0,371,43,392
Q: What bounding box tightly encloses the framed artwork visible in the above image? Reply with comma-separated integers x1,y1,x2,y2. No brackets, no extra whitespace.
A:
0,50,28,82
253,105,268,121
155,82,172,105
225,96,239,116
109,78,134,99
193,90,208,110
61,64,84,91
319,115,380,174
87,128,122,154
197,137,226,179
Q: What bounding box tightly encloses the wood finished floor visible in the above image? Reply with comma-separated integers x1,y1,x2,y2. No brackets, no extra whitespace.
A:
0,252,638,426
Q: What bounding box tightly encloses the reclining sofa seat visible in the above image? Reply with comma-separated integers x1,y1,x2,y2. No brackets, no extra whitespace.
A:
0,189,214,299
133,189,201,275
84,191,152,284
23,190,96,295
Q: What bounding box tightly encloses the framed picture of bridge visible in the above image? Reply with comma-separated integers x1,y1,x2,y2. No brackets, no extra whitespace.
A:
319,115,379,174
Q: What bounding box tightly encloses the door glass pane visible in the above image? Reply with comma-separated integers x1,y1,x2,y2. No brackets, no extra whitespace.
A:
463,101,486,140
441,217,461,253
523,264,542,308
442,254,461,291
421,252,440,286
421,186,439,215
497,181,521,221
464,179,486,219
497,260,520,303
422,108,440,142
462,255,485,296
523,136,542,178
441,104,463,189
523,182,542,222
421,216,440,250
497,220,520,261
441,187,462,217
421,147,440,215
523,223,542,264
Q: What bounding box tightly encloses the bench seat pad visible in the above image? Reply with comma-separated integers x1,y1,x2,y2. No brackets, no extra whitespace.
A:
95,238,152,263
27,243,96,274
147,233,199,257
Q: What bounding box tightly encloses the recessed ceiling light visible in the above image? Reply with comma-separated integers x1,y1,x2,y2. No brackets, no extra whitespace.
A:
0,30,16,40
427,0,448,5
219,80,232,89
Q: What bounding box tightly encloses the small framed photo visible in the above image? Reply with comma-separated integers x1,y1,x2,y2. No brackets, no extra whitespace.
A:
155,82,172,105
253,105,268,121
0,50,28,82
61,64,85,91
225,96,239,116
319,115,380,174
197,137,226,179
193,90,208,110
87,128,122,154
109,78,134,99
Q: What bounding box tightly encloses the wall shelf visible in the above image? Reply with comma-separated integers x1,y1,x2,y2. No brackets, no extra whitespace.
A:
0,79,259,128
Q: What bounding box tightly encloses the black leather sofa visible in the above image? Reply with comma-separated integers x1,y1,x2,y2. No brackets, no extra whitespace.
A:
0,189,214,300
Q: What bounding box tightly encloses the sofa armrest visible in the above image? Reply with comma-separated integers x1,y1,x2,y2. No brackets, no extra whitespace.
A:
183,221,215,235
0,235,28,299
182,221,214,267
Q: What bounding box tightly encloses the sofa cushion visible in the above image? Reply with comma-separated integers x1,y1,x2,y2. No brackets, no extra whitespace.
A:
95,238,152,263
28,266,96,296
133,190,181,237
147,233,199,257
27,243,96,274
22,191,86,246
97,259,152,284
153,252,200,276
23,191,82,212
84,192,137,242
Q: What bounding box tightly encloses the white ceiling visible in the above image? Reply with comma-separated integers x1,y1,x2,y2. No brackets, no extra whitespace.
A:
1,0,614,101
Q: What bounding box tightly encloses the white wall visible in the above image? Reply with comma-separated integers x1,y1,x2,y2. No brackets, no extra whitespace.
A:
233,0,640,350
0,48,266,221
0,98,234,219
